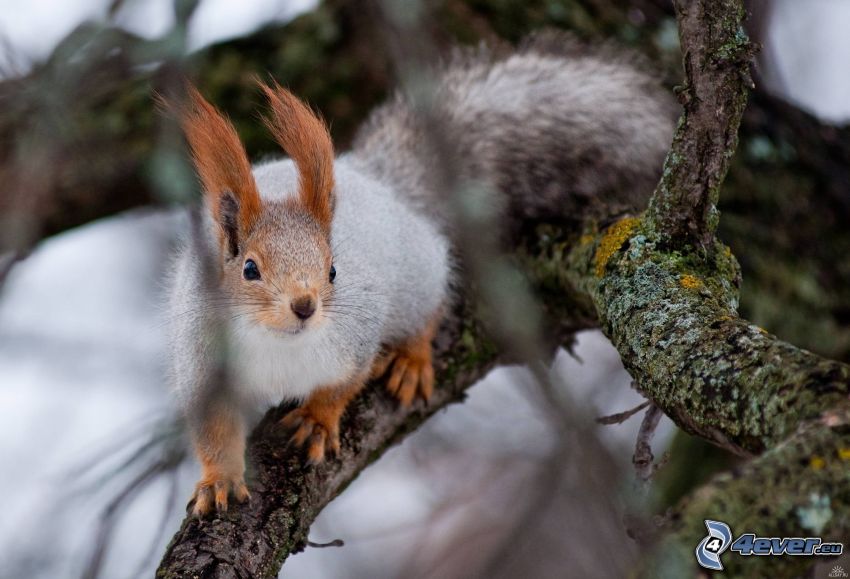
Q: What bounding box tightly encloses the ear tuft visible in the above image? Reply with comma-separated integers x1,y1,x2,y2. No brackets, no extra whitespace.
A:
163,83,262,256
259,81,335,231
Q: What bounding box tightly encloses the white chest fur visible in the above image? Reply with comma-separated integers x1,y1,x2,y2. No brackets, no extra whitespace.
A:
226,318,351,407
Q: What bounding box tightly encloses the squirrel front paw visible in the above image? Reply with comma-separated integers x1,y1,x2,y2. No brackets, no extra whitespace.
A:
279,380,365,465
384,351,434,406
372,350,434,406
190,472,250,517
372,321,437,407
280,406,342,465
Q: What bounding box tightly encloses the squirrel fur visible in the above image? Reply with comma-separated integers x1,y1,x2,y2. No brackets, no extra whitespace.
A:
167,32,675,516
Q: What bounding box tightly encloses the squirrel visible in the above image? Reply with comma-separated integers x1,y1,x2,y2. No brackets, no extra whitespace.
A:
167,31,675,517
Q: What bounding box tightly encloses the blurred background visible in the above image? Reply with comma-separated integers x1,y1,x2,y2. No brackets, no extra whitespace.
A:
1,1,849,577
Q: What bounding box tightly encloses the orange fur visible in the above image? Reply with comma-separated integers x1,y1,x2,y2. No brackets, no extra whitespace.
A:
259,81,335,231
280,373,366,464
173,84,262,239
371,313,441,406
191,401,250,516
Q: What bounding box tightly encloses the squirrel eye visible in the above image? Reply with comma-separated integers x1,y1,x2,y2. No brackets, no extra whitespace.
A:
329,264,336,283
243,259,261,281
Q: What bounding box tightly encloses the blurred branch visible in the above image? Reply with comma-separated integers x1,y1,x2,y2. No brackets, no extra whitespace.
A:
649,409,850,577
79,415,187,579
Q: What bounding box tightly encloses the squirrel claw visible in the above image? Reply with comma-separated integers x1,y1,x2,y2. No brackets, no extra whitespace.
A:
369,350,397,381
386,353,434,407
279,408,340,465
190,476,250,518
375,318,438,407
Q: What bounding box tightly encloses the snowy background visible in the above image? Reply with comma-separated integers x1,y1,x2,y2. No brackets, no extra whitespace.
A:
0,0,849,577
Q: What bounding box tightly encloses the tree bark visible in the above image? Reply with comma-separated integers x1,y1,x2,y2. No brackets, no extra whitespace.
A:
645,0,753,248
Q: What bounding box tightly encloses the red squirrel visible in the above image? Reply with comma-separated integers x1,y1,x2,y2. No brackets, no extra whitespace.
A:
167,32,674,516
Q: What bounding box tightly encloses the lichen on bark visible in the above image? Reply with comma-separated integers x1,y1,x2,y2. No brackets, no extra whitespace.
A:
568,218,850,457
648,410,850,578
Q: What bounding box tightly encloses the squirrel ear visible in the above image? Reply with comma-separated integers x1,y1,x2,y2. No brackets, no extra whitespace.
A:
260,81,335,232
165,83,262,258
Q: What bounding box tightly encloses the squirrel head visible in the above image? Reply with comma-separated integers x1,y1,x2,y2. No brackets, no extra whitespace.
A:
174,81,336,336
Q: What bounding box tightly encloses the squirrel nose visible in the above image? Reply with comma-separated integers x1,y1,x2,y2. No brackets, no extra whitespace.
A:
290,296,316,320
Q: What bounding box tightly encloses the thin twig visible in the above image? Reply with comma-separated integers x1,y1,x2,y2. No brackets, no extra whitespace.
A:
305,539,345,549
597,401,652,425
633,404,664,486
623,404,665,548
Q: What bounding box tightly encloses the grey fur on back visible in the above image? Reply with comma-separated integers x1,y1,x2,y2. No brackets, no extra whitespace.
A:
350,31,677,231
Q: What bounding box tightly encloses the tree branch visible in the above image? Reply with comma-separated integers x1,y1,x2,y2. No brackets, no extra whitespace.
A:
156,302,502,578
560,228,850,455
645,0,755,249
650,408,850,577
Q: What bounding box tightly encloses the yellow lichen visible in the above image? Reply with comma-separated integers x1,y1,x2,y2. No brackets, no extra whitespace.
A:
810,456,826,470
579,233,595,246
838,448,850,460
679,274,702,290
593,217,640,277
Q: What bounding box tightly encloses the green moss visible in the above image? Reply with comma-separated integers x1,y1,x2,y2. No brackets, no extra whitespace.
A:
649,421,850,577
714,24,750,62
558,211,850,457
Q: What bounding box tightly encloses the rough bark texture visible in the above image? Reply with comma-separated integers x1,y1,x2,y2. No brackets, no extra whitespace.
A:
548,1,850,575
645,0,753,249
653,410,850,577
563,222,850,455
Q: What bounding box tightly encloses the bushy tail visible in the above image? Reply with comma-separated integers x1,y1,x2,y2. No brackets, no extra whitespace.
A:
350,31,676,232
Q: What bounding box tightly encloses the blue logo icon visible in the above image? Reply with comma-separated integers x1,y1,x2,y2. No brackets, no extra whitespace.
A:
695,519,733,570
694,519,844,569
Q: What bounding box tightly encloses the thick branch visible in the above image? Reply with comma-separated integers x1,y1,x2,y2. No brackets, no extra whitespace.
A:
562,225,850,455
650,408,850,578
